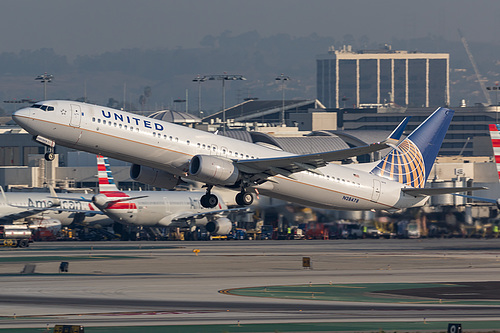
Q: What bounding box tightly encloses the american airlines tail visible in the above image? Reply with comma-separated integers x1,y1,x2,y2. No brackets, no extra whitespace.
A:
94,155,143,211
97,155,121,194
489,124,500,182
371,107,454,188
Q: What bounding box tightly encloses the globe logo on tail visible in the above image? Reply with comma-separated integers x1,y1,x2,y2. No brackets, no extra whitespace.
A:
371,139,426,188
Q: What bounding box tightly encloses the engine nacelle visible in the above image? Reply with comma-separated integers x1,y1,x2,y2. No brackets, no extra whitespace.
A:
206,217,233,235
130,164,179,189
92,193,111,209
188,155,239,186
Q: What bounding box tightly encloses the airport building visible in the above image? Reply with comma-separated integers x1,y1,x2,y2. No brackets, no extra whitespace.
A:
316,45,450,109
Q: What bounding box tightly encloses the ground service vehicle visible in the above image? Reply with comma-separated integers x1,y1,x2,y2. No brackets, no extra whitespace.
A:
53,325,84,333
0,225,31,248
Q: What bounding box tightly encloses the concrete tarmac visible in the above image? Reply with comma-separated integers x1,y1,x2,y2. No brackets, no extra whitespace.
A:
0,238,500,330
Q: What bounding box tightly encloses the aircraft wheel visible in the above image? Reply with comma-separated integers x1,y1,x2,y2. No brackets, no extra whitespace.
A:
236,192,253,206
44,152,55,161
201,194,218,208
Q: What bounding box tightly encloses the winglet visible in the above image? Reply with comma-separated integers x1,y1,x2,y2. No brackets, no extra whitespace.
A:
388,116,411,141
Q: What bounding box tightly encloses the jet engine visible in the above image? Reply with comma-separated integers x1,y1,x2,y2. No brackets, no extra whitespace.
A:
206,217,233,235
130,164,179,189
188,155,239,186
92,193,111,209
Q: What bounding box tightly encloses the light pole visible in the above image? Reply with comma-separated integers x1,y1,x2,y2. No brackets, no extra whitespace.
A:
173,99,186,112
204,74,246,134
35,73,53,100
192,75,206,118
275,74,290,126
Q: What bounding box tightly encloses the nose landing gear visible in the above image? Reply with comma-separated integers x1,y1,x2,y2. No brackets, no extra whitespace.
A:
44,147,55,161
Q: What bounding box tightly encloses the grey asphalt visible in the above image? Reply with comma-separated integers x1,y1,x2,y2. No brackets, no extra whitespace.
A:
0,238,500,329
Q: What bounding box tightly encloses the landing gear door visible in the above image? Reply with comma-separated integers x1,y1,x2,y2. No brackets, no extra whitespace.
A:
371,179,381,202
70,104,82,128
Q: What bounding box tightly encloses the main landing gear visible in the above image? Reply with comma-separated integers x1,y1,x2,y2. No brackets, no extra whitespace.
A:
235,190,253,206
200,186,254,208
200,185,219,208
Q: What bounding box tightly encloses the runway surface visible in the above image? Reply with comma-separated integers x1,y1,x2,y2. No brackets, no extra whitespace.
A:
0,238,500,331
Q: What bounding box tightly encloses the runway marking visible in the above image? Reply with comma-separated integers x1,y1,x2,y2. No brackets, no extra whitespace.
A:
221,282,500,305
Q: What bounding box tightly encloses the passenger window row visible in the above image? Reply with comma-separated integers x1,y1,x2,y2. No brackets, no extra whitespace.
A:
92,116,257,160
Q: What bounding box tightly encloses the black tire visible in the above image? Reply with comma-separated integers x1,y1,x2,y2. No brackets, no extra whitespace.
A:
236,192,253,206
200,195,209,208
201,194,218,208
207,194,218,208
45,152,55,161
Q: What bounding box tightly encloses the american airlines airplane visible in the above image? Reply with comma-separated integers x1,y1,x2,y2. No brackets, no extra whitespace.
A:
0,185,111,226
453,124,500,207
85,155,242,235
12,101,482,212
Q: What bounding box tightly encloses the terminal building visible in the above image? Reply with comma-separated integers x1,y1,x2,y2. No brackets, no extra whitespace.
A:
316,45,450,108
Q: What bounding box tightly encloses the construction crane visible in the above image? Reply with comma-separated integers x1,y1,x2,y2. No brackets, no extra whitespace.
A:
458,29,492,105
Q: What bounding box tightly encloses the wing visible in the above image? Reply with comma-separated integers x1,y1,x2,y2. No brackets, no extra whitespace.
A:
0,206,57,222
9,204,105,216
171,207,251,221
0,185,64,222
236,139,397,182
234,117,410,181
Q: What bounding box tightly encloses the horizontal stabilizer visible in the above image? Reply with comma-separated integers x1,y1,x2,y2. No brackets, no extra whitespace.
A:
402,186,487,197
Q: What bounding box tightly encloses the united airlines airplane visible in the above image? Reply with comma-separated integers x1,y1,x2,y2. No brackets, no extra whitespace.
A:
12,101,482,211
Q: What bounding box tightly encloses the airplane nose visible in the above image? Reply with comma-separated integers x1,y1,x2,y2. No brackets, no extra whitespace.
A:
12,108,31,126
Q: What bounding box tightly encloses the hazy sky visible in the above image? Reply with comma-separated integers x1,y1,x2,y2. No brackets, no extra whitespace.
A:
2,0,500,58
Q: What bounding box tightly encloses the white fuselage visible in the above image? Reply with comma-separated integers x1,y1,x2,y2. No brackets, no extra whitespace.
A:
13,101,428,211
101,190,227,227
0,191,111,226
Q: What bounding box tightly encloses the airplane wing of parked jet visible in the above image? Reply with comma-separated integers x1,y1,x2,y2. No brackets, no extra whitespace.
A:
452,193,499,205
0,186,61,222
171,207,252,221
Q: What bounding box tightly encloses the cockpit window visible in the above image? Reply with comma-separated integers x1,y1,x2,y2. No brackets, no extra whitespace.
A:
31,104,54,111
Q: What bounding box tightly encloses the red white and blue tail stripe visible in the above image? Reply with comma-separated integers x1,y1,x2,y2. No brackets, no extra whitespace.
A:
96,156,136,211
489,124,500,181
97,155,120,193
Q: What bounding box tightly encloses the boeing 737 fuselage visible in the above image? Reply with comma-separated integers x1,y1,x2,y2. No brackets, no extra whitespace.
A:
13,100,462,211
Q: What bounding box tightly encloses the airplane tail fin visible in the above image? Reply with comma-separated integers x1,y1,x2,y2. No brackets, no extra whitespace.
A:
96,155,121,194
370,107,454,188
489,124,500,182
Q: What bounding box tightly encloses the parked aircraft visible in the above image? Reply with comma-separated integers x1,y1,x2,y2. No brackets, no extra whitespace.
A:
13,101,483,211
453,124,500,207
0,185,111,226
82,155,241,235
